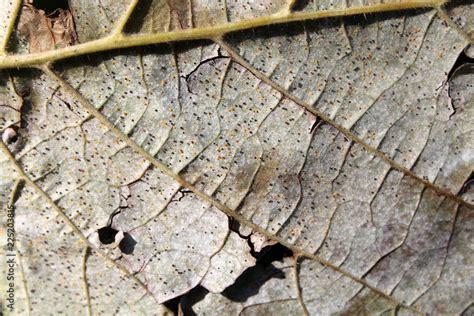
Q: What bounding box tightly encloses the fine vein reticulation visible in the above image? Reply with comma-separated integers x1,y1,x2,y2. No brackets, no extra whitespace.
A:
0,0,472,315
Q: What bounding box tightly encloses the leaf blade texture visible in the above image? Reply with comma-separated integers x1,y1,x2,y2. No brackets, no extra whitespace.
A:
0,0,472,315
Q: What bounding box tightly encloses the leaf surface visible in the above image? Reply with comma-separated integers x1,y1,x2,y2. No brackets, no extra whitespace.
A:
0,0,472,315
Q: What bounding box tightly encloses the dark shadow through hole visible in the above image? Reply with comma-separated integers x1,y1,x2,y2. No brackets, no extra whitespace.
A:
118,232,137,255
291,0,310,11
97,226,118,245
177,286,209,316
251,243,294,266
447,50,474,80
163,295,181,315
176,241,294,315
4,125,19,144
124,0,154,34
459,171,474,197
221,262,286,303
31,0,70,14
221,243,293,303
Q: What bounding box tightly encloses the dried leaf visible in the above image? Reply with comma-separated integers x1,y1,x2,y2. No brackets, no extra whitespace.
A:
17,4,77,53
0,0,472,315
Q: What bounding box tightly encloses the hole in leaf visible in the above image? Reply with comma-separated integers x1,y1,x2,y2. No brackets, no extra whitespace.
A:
31,0,70,15
2,126,19,144
252,243,293,266
163,294,182,315
118,232,137,255
123,0,154,34
291,0,310,11
97,226,118,245
458,171,474,197
176,286,209,316
447,50,474,80
221,243,293,302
